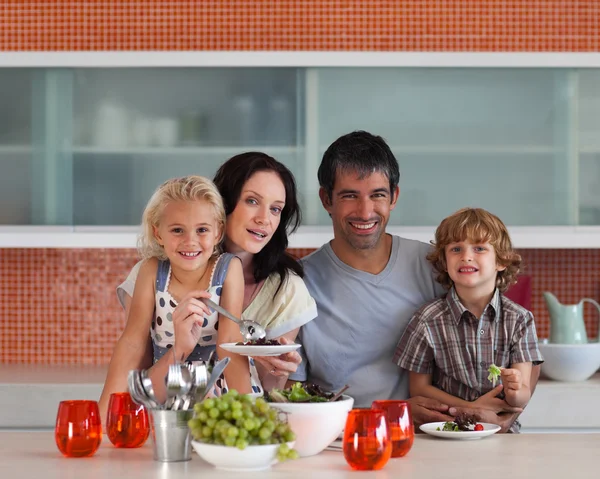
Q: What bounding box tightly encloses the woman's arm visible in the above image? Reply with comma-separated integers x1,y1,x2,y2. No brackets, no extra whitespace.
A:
216,257,252,394
253,329,301,391
98,260,156,423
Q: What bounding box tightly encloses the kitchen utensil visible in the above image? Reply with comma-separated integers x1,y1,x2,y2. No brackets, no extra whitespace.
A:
329,385,350,402
202,298,266,341
543,292,600,344
149,409,194,462
202,357,230,399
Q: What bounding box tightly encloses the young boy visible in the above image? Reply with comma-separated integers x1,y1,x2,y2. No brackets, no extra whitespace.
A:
394,207,543,432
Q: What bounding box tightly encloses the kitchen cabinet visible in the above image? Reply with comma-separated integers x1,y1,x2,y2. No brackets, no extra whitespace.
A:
1,61,600,246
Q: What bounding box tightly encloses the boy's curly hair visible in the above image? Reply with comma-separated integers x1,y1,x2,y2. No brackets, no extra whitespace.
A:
427,207,521,293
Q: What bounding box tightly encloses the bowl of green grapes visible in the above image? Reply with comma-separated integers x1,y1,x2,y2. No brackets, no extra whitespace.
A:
188,391,297,471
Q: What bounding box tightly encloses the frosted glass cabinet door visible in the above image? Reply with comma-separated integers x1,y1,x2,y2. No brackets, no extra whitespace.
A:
314,68,574,226
578,70,600,225
72,68,302,225
0,70,33,224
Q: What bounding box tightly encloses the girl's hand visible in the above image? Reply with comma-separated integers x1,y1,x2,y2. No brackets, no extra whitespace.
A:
473,385,511,413
252,337,302,377
172,290,212,361
500,367,522,392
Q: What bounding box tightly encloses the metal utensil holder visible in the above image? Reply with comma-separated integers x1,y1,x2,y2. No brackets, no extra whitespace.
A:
149,409,194,462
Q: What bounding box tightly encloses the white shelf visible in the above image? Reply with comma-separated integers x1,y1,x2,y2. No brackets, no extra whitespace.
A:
1,225,600,249
0,145,31,154
390,145,556,155
318,145,558,155
71,146,302,156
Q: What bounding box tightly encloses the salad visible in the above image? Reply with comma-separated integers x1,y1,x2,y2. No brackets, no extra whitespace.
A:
487,364,502,387
265,382,336,403
436,413,484,432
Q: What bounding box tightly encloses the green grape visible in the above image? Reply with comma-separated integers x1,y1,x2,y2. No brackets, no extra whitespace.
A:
188,418,202,430
278,443,290,455
263,420,275,432
190,393,299,460
206,417,217,428
224,436,236,447
235,438,248,450
197,410,209,422
231,409,243,420
288,450,299,460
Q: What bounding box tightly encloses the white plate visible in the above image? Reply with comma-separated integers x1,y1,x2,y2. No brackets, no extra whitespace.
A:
220,342,301,357
419,422,501,440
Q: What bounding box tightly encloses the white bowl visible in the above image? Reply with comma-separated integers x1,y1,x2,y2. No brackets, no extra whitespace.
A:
269,395,354,457
538,342,600,382
191,440,295,471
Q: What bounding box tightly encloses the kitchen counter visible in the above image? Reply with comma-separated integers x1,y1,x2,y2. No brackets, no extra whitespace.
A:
1,431,598,478
1,365,599,430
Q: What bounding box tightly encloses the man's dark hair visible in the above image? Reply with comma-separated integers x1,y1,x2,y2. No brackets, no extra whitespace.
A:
318,130,400,200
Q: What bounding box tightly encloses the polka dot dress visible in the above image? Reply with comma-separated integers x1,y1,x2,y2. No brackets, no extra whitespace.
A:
152,255,263,397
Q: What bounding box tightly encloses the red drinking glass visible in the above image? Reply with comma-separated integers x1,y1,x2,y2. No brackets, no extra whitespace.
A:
343,408,392,471
372,400,414,458
106,392,150,448
55,400,102,458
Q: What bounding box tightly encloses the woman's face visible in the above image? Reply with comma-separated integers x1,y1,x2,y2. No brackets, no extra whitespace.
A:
225,170,286,255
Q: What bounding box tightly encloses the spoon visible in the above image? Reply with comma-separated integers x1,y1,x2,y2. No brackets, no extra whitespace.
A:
329,384,350,402
202,298,266,341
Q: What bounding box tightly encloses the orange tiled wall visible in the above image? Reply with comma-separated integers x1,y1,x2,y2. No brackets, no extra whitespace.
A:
1,248,600,365
0,0,598,51
1,2,600,363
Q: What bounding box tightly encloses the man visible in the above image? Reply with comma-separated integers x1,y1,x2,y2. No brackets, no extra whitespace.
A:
265,130,538,430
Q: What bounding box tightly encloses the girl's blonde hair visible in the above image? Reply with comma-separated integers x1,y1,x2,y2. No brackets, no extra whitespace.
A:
427,207,521,292
138,175,226,260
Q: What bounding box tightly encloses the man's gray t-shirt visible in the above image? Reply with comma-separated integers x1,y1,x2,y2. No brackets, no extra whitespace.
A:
290,235,444,407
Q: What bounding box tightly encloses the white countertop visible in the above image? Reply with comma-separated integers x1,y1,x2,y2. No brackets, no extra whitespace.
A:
0,432,598,479
1,365,599,430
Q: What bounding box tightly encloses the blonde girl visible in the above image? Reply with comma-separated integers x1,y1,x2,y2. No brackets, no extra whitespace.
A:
101,175,257,406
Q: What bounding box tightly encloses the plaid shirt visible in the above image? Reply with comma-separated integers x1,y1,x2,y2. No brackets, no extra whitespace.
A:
394,287,543,432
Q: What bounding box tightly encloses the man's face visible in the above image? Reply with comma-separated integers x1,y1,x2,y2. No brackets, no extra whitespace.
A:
320,169,399,251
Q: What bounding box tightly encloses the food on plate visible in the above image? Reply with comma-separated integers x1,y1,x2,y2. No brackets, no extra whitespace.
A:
235,338,280,346
487,364,502,387
265,382,338,403
435,413,482,432
188,390,299,461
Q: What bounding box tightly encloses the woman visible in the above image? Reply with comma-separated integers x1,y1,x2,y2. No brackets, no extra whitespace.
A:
99,152,314,421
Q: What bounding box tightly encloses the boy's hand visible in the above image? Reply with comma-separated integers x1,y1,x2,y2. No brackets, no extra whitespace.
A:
500,368,522,392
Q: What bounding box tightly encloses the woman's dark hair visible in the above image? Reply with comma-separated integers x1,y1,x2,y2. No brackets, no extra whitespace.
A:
318,130,400,200
213,152,304,292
